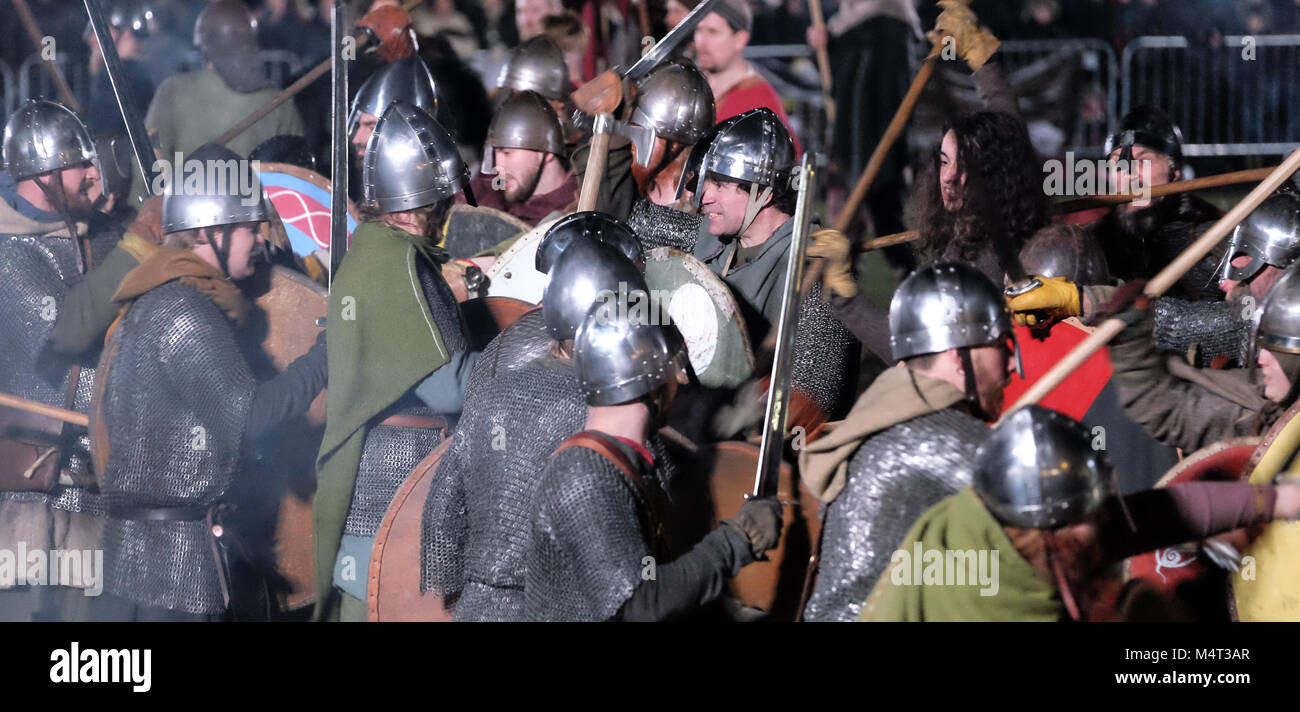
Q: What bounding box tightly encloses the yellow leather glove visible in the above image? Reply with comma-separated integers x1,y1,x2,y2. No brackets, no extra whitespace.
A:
927,0,1001,71
1006,276,1081,327
807,228,858,299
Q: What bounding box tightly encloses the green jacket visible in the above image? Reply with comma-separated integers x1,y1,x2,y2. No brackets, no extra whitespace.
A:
313,221,452,618
145,69,305,160
693,216,803,344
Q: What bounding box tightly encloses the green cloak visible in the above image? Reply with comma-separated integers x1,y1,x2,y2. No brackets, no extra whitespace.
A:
313,221,451,619
860,488,1065,622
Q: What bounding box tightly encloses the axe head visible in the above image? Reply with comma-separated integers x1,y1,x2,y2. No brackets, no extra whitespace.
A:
571,110,657,168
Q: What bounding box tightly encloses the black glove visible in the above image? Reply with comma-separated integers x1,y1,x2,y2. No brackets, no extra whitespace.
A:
722,497,783,560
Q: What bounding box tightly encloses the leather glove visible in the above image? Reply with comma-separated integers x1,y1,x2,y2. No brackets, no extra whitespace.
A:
807,228,858,299
723,497,783,559
927,0,1000,71
1006,275,1081,327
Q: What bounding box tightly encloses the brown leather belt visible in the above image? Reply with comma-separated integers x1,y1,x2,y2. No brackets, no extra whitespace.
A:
378,414,449,430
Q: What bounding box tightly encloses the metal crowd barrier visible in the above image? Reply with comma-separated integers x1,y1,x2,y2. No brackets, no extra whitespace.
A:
1123,35,1300,157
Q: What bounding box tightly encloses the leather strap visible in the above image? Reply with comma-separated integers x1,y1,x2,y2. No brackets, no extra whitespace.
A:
556,431,668,556
379,413,449,430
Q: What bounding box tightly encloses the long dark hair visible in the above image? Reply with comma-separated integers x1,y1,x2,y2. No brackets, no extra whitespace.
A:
911,111,1049,275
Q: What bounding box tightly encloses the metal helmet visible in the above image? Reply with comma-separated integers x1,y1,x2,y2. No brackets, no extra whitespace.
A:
1254,260,1300,355
193,0,257,54
107,0,155,37
543,239,648,342
1018,223,1112,286
362,100,471,214
481,90,565,175
497,35,570,103
348,56,441,138
630,60,716,146
973,405,1114,530
889,261,1016,362
535,211,643,274
676,107,796,209
1105,104,1184,172
573,300,689,407
1219,191,1300,283
160,143,269,234
3,100,97,181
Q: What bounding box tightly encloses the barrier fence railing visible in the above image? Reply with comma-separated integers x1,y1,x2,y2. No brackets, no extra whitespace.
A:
1122,35,1300,157
9,36,1300,160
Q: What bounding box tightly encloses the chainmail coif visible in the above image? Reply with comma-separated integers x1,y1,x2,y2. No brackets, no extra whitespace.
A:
803,408,989,622
420,356,588,621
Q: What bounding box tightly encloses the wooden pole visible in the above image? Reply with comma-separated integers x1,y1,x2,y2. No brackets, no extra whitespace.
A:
12,0,83,112
0,392,89,427
1003,146,1300,416
807,0,835,124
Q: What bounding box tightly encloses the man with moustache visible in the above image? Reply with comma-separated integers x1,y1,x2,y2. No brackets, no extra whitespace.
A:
463,90,577,226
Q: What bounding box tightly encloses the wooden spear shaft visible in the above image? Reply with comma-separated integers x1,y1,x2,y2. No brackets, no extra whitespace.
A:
803,56,937,296
807,0,835,124
848,165,1282,254
0,392,89,427
1004,145,1300,416
11,0,84,113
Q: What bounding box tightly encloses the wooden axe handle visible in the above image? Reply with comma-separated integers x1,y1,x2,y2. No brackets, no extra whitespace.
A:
577,128,612,212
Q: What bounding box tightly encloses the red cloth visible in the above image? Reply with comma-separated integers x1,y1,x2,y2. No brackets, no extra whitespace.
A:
612,435,655,465
715,74,802,156
1001,320,1111,421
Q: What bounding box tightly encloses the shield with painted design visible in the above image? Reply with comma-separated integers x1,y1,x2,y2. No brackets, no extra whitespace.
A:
1230,402,1300,621
1125,436,1259,603
441,203,530,260
643,247,754,388
256,162,360,258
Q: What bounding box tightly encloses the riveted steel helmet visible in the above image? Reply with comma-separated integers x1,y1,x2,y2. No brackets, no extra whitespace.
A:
889,261,1016,362
676,107,796,209
1018,223,1112,286
1105,104,1184,172
573,299,689,406
1219,191,1300,284
497,35,570,103
630,60,715,146
974,405,1114,530
481,90,565,175
536,210,643,274
3,100,97,181
363,100,472,214
543,239,649,342
161,143,269,234
107,0,155,37
348,56,441,138
1253,260,1300,355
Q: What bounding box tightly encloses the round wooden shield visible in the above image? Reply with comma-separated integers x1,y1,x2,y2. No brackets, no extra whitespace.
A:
256,162,361,258
644,247,754,389
251,266,328,611
483,218,559,305
1125,437,1260,594
368,438,455,621
441,203,530,259
704,441,822,620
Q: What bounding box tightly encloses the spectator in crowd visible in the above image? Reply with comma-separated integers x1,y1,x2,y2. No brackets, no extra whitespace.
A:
1016,0,1069,39
542,11,590,84
413,0,480,59
517,0,563,42
693,0,801,153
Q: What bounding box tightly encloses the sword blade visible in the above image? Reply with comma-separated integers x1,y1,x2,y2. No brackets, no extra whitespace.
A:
753,155,817,498
624,0,723,81
83,0,157,195
328,0,350,290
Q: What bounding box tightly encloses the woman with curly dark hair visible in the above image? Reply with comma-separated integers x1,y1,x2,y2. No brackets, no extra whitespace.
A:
910,110,1050,282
